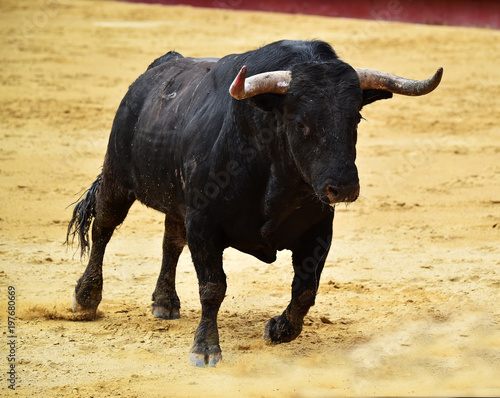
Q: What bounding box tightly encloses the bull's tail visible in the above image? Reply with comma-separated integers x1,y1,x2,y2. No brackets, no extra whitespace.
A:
66,174,102,257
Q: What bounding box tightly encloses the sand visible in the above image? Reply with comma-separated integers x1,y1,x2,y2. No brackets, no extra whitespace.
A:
1,0,499,396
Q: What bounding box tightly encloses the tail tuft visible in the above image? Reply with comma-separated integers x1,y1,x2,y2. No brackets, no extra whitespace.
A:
66,174,102,258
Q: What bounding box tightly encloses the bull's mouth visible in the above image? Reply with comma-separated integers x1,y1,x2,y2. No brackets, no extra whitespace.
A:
321,182,360,205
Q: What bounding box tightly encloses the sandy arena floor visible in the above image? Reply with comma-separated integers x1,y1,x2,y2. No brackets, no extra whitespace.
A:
1,0,499,396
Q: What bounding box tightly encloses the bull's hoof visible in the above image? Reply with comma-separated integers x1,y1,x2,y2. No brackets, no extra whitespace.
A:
151,293,180,320
72,291,97,320
151,303,180,320
190,342,222,368
263,315,280,344
189,352,222,368
263,315,302,344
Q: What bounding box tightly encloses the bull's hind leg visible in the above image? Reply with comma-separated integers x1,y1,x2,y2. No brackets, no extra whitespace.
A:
264,214,333,344
71,175,134,320
151,214,186,319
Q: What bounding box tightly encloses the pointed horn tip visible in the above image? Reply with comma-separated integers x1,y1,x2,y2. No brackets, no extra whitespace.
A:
436,67,444,81
434,67,444,81
426,67,444,93
229,65,248,99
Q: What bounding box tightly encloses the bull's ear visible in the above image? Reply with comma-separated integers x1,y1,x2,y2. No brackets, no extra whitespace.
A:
248,94,284,113
362,89,393,107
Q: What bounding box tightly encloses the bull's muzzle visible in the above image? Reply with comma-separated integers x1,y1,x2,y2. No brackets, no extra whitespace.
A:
324,182,360,204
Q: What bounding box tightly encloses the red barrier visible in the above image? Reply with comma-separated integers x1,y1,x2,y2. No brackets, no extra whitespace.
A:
121,0,500,29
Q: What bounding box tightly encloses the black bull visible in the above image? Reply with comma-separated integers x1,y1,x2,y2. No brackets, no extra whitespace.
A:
66,40,442,367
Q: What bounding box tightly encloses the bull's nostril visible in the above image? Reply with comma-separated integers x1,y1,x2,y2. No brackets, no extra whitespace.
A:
327,185,339,199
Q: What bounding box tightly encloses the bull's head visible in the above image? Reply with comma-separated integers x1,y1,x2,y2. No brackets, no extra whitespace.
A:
229,62,443,205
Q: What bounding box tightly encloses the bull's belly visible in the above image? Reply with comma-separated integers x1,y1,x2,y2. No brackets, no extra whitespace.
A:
130,171,331,263
132,178,186,218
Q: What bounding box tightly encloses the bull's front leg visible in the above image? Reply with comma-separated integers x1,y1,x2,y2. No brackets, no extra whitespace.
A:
186,213,227,367
264,214,333,344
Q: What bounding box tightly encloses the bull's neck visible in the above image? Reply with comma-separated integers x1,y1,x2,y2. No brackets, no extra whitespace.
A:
231,102,308,208
230,102,299,175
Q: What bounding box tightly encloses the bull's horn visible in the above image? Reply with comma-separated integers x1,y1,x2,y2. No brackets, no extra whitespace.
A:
355,67,443,96
229,65,292,100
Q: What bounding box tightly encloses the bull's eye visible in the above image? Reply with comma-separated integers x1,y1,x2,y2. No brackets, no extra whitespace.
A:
296,121,310,137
